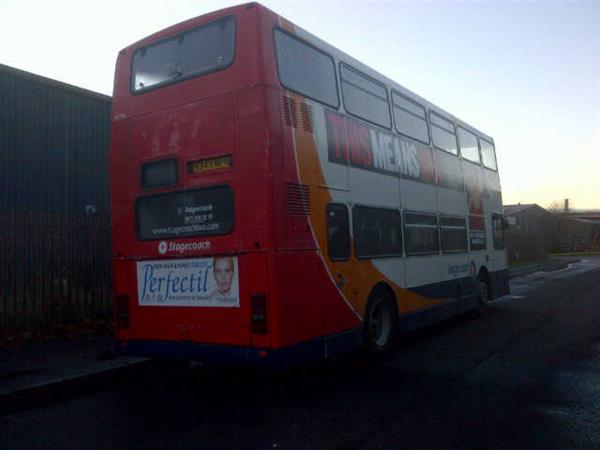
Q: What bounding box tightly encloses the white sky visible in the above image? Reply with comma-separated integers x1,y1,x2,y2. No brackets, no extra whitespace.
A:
1,0,598,208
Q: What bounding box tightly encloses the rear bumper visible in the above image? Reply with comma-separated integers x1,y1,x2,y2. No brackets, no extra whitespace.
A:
116,328,363,367
116,339,260,364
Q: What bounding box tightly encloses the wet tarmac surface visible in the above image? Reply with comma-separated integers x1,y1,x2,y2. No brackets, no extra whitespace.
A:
2,257,600,449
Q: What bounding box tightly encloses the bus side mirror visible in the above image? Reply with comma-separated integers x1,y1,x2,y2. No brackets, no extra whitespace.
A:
502,216,509,230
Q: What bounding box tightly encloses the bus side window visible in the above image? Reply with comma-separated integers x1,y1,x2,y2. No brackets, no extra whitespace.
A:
479,138,498,171
492,213,505,250
404,212,440,256
340,63,391,129
274,29,339,108
352,206,402,259
440,216,468,253
327,204,350,261
457,127,480,163
429,111,458,155
392,91,430,145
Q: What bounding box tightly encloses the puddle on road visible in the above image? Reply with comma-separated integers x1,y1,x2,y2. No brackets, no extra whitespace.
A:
493,294,527,303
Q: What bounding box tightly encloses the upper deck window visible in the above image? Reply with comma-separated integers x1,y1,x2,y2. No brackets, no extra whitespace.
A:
131,16,236,94
458,127,480,163
392,92,429,144
479,138,498,170
430,111,458,155
340,64,391,129
274,29,339,108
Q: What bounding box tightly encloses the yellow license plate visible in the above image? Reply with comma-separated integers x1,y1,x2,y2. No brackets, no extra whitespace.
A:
188,155,232,173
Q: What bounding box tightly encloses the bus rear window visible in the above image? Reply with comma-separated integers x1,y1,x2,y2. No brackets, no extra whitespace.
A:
131,16,236,93
136,186,234,240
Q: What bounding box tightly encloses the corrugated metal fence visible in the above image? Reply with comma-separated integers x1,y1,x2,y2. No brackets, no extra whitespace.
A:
0,211,111,330
0,64,112,332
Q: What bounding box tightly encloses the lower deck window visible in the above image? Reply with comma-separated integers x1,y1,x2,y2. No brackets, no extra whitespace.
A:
353,206,402,258
441,216,468,253
404,212,439,255
136,186,233,240
327,204,350,261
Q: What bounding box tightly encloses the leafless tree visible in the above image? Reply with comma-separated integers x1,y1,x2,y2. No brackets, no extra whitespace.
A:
547,200,563,214
547,199,572,215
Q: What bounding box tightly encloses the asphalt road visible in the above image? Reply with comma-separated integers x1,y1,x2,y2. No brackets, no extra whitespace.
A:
2,257,600,450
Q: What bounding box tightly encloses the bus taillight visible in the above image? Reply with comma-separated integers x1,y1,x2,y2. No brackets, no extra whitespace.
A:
251,293,267,334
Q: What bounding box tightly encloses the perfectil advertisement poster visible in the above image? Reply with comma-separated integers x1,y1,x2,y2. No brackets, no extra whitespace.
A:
136,257,239,307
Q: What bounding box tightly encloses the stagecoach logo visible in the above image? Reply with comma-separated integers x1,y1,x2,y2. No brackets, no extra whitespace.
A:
158,241,168,254
158,240,211,255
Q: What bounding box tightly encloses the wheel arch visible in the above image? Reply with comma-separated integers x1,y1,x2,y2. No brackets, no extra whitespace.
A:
366,281,398,319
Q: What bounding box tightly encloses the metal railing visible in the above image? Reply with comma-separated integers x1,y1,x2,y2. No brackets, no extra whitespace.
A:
0,211,111,332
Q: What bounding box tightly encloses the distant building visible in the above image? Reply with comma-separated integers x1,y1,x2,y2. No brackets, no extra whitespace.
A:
503,204,600,260
553,210,600,252
503,204,557,262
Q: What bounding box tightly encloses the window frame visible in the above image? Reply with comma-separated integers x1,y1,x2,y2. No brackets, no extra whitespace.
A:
352,205,403,260
326,203,351,262
478,137,498,171
391,90,430,145
457,126,481,165
130,15,237,95
429,110,458,156
439,214,468,254
339,62,392,130
403,210,440,256
273,27,340,109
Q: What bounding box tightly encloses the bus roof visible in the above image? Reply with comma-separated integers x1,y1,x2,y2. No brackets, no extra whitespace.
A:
120,2,494,142
273,7,494,142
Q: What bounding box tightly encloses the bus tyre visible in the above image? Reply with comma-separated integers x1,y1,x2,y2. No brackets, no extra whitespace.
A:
364,292,397,354
477,279,491,313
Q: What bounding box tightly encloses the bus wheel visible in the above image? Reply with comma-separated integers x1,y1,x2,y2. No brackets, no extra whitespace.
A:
364,292,397,353
477,279,491,313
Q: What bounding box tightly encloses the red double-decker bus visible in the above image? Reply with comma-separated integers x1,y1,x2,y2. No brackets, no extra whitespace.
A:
110,3,509,364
